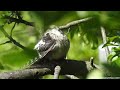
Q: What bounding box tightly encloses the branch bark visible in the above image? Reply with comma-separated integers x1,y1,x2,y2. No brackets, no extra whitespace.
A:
64,75,79,79
58,17,92,30
0,59,98,79
0,68,51,79
54,65,61,79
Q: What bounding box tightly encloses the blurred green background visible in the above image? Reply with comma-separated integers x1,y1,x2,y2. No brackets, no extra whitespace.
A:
0,11,120,78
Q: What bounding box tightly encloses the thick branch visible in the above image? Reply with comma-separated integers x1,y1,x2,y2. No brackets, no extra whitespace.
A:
0,68,51,79
0,59,98,79
58,17,92,30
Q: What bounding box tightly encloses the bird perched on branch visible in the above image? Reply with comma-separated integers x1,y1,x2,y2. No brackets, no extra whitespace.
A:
34,26,70,62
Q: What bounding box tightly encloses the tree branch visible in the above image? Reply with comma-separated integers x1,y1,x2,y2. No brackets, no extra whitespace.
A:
0,59,98,79
64,75,79,79
58,17,92,30
3,16,34,26
0,68,51,79
54,65,61,79
10,22,17,37
0,26,25,49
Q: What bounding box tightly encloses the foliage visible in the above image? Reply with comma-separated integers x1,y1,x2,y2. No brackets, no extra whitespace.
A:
0,11,120,78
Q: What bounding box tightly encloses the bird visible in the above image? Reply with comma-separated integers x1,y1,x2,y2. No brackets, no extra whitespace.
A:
33,26,70,63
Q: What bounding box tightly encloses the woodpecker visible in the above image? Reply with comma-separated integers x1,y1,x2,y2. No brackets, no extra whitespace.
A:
34,26,70,61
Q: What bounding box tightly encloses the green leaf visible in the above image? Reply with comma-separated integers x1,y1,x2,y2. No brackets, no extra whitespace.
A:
109,36,120,42
102,63,120,77
108,52,117,62
69,26,79,39
0,48,38,70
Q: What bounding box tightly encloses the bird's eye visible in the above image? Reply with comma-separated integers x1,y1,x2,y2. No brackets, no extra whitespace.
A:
42,33,51,41
46,33,49,36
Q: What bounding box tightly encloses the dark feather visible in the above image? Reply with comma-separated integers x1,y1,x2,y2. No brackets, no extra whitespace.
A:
38,33,56,58
40,41,56,58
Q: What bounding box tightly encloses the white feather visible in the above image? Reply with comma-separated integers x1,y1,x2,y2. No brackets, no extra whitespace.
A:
34,40,45,50
45,29,64,40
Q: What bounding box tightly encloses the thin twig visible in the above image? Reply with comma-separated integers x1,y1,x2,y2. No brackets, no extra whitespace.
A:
90,57,96,68
10,22,17,37
54,65,61,79
3,16,34,26
58,17,92,30
101,27,110,57
0,40,11,45
0,26,25,49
